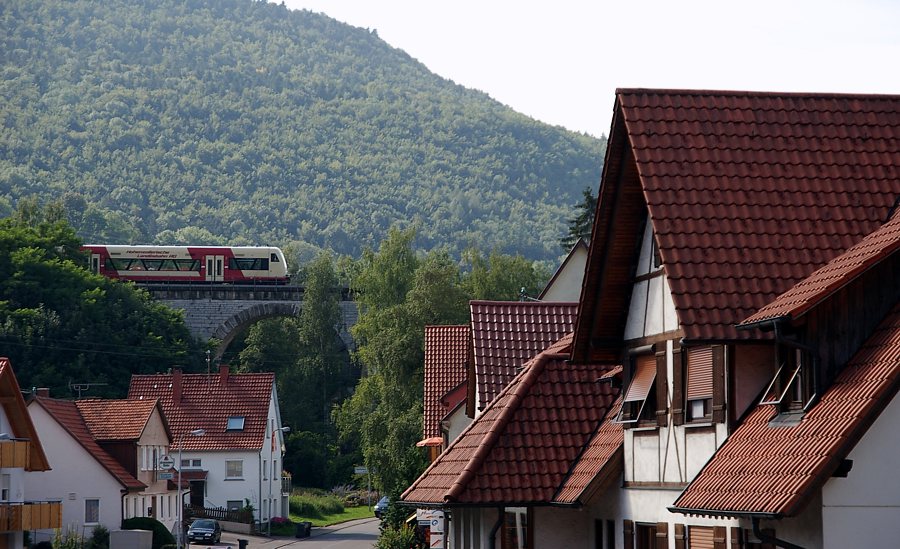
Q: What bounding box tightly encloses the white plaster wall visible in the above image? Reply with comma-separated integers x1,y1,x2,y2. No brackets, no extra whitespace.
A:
541,246,588,302
259,390,288,520
0,407,25,549
26,403,125,535
822,392,900,549
444,406,472,446
623,220,678,340
184,449,260,516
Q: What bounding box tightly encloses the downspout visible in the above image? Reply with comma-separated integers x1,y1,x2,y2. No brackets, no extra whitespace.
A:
752,517,804,549
488,507,504,549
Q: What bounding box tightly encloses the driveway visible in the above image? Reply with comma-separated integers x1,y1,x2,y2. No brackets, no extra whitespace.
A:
197,518,380,549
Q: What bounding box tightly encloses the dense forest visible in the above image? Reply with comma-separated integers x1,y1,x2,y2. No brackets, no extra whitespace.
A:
0,0,605,264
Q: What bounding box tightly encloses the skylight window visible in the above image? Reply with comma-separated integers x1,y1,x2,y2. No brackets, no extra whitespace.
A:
226,416,246,431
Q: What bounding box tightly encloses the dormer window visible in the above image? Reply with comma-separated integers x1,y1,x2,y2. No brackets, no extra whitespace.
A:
760,347,816,412
616,353,657,424
226,416,246,431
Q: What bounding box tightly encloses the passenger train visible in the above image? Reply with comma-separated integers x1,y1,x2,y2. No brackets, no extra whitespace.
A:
82,245,290,284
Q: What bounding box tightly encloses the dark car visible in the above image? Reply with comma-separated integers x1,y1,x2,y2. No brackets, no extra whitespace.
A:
373,496,390,518
187,518,221,545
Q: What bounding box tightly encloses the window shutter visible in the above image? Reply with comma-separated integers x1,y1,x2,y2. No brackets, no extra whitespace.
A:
688,526,714,549
672,344,684,425
656,521,668,549
713,526,727,549
656,350,668,427
712,345,726,423
686,347,714,400
730,527,744,549
674,524,685,549
625,355,656,403
624,520,634,549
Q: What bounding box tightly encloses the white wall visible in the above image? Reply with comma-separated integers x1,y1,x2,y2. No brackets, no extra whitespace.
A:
443,405,472,446
624,221,678,340
26,403,125,539
0,405,25,548
541,245,588,302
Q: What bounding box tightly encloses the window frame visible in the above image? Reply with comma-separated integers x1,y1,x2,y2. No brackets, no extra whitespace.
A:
759,347,816,412
501,506,533,549
225,459,244,479
615,352,657,425
685,347,714,423
85,498,100,524
226,416,246,431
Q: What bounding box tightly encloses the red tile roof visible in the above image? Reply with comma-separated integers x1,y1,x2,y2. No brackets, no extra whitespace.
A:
672,302,900,517
30,397,145,490
0,358,50,471
423,326,470,439
75,398,164,442
128,370,275,451
402,335,620,506
741,210,900,326
471,301,578,411
575,90,900,358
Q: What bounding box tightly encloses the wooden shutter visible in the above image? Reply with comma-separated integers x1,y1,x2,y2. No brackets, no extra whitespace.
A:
674,524,685,549
712,345,726,423
730,527,744,549
686,347,713,400
656,521,668,549
624,355,656,403
689,526,715,549
672,344,684,425
713,526,727,549
656,350,668,427
624,520,634,549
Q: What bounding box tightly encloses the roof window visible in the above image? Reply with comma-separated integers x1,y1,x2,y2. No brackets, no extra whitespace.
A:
226,416,246,431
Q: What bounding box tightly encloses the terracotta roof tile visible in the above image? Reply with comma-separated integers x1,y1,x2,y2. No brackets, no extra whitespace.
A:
403,335,620,506
741,210,900,326
672,302,900,516
424,326,469,439
75,398,161,442
31,397,145,490
471,301,577,410
128,370,274,451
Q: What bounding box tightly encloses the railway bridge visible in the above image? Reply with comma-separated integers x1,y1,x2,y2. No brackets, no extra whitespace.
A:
141,284,358,359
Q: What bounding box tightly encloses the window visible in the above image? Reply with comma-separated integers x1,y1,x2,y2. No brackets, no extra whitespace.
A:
502,507,531,549
227,416,246,431
263,459,268,481
616,353,657,424
181,458,201,468
270,253,280,262
226,460,243,479
686,347,713,422
227,500,243,511
85,499,100,523
228,258,269,271
635,523,657,549
760,347,815,412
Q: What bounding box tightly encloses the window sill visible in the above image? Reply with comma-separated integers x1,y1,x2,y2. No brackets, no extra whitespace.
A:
224,478,245,481
682,421,715,429
629,425,659,432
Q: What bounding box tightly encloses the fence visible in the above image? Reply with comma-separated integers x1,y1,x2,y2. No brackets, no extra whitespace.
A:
186,504,253,524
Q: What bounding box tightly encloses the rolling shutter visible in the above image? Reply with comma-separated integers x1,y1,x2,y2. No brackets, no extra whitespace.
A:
624,354,656,403
686,347,713,400
688,526,714,549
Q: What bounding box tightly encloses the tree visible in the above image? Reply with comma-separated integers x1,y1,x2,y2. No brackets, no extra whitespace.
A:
560,186,597,250
462,248,549,301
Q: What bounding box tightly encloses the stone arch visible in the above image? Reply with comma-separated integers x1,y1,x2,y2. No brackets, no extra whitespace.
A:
211,302,301,361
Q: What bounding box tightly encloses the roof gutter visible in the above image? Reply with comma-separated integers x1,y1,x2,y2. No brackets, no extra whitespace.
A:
488,507,504,549
667,508,804,549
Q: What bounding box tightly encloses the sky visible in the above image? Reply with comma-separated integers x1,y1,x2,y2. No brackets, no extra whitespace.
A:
278,0,900,138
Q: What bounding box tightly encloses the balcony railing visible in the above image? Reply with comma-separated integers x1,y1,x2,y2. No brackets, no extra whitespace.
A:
281,473,292,496
0,501,62,532
0,440,29,469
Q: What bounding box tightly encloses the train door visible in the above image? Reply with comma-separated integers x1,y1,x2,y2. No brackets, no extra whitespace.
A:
90,254,101,274
205,255,224,282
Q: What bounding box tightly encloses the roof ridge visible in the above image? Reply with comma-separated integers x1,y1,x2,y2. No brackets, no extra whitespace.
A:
445,351,567,502
616,88,900,100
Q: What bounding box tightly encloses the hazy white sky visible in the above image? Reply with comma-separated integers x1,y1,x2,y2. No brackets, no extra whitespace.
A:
279,0,900,138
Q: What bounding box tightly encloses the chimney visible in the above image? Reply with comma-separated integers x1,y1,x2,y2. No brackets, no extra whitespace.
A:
172,368,182,404
219,364,229,385
35,388,50,398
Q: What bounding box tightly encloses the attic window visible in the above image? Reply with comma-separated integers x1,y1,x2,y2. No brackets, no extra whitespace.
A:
760,347,816,412
615,353,657,424
226,416,246,431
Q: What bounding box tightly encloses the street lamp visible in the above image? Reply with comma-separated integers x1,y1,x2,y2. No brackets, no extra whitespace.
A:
177,428,205,549
267,426,290,536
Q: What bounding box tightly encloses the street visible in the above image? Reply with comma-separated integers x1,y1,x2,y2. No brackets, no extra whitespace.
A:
199,518,380,549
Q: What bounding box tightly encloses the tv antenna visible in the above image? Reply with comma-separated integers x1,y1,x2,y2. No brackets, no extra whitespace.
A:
68,380,108,399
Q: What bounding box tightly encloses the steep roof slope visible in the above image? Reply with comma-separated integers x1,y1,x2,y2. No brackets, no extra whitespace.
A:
30,397,145,490
75,398,163,442
403,335,620,506
576,90,900,358
423,325,469,439
471,301,578,411
129,370,275,451
0,358,50,471
673,301,900,516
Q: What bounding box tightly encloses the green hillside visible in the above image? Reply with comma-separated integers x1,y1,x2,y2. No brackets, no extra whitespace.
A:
0,0,605,262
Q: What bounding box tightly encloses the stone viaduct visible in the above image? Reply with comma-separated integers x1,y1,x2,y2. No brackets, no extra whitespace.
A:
141,285,358,360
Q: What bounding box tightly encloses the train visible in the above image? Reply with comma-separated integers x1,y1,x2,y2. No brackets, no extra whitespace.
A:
82,245,290,284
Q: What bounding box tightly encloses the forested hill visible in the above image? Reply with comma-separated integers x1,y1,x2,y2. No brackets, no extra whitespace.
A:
0,0,605,262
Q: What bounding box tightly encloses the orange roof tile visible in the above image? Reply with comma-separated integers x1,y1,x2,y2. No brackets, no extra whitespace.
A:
471,301,577,411
423,326,469,439
75,398,164,442
672,302,900,517
128,370,275,451
741,210,900,326
31,397,145,491
403,335,620,506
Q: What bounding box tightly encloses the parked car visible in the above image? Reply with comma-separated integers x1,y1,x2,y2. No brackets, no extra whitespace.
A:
374,496,390,518
187,518,222,545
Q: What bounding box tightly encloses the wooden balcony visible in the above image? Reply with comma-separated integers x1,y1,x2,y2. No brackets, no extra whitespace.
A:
0,501,62,532
0,440,29,469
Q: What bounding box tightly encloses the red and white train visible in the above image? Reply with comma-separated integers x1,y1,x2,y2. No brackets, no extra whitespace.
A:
83,245,290,284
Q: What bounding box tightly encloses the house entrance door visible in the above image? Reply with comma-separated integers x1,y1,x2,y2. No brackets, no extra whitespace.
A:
190,481,205,507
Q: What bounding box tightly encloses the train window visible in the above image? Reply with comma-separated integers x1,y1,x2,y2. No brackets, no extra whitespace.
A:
143,260,163,271
175,259,200,272
260,258,269,270
229,258,270,271
158,260,179,271
270,253,279,262
107,258,134,270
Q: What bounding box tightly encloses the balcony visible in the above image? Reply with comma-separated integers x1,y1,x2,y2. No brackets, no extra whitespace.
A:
281,473,292,496
0,440,29,469
0,501,62,532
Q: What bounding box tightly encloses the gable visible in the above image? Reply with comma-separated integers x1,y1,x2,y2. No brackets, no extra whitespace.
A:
0,358,50,471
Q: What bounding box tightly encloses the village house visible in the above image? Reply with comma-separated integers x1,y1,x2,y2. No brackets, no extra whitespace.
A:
128,366,289,526
403,89,900,549
26,395,175,538
0,358,59,548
